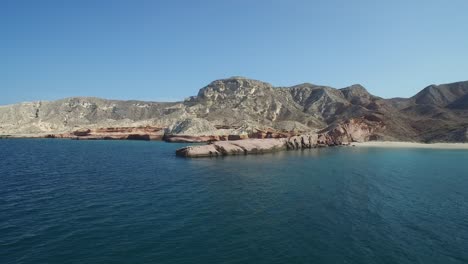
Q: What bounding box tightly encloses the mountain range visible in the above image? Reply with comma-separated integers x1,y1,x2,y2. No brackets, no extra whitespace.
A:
1,77,467,142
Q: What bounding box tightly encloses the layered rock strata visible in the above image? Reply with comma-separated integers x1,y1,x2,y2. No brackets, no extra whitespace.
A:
176,138,289,157
1,77,467,143
44,126,164,140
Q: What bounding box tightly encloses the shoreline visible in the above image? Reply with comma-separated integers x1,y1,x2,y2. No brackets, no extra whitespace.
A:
354,141,468,149
2,136,468,150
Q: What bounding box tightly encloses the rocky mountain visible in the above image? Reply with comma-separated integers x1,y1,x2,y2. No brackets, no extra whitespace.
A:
1,77,467,142
413,81,468,107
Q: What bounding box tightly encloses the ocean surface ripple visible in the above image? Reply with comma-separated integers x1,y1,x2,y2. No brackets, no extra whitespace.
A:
1,139,468,264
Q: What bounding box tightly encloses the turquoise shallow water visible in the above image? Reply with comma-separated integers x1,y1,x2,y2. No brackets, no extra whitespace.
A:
1,139,468,264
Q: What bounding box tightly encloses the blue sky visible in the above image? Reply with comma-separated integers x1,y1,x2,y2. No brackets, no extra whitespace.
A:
2,0,468,105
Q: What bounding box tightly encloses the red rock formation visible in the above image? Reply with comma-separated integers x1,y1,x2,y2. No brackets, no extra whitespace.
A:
38,117,384,146
320,117,385,143
45,126,165,141
175,118,384,157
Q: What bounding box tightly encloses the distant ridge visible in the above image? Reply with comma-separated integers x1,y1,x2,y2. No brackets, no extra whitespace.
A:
1,77,467,142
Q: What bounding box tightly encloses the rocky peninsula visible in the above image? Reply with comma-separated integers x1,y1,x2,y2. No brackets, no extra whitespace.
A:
175,133,349,158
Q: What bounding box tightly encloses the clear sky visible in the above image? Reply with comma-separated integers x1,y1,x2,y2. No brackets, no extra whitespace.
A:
2,0,468,105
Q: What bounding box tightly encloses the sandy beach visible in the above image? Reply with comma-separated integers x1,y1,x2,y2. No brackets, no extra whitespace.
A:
354,141,468,149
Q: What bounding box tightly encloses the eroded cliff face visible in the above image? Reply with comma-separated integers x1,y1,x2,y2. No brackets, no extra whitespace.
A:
175,131,358,158
320,117,386,143
44,126,165,140
0,97,178,135
176,138,289,157
184,77,324,129
175,115,388,158
1,77,467,143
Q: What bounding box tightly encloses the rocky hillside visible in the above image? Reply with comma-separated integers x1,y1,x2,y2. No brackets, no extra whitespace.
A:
1,77,467,142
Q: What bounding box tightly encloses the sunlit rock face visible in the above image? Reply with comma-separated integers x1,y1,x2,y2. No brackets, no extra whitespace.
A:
1,77,468,143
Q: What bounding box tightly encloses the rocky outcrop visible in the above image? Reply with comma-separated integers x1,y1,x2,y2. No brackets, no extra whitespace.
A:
320,117,386,143
176,138,289,157
45,126,165,140
175,116,386,157
175,133,353,158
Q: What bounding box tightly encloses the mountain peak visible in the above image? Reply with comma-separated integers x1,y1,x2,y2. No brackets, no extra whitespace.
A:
226,76,250,80
413,81,468,106
340,84,377,101
340,84,367,93
196,77,273,99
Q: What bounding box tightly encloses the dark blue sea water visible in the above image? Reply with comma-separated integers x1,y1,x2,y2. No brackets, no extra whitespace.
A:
1,139,468,264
